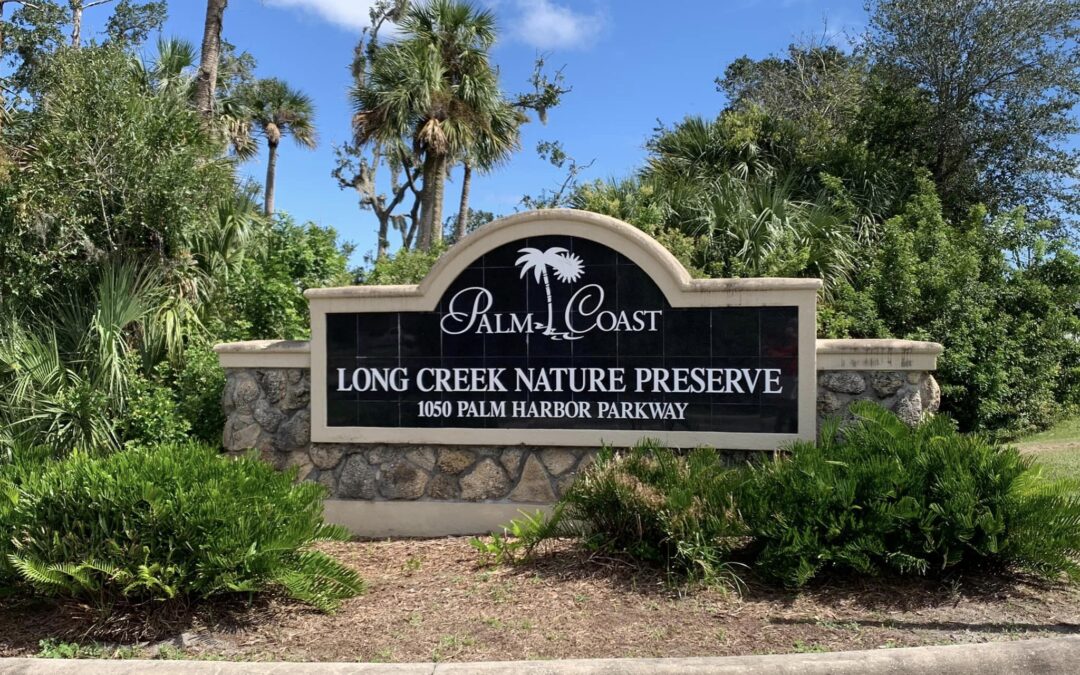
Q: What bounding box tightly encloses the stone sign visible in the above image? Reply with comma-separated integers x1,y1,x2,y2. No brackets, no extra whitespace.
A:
308,211,819,449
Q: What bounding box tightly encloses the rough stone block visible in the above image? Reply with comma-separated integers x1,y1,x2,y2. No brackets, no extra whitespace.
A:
539,448,578,476
252,398,286,433
869,371,905,398
426,474,460,500
261,370,288,404
378,459,428,500
338,454,377,499
817,389,844,417
405,447,436,471
437,448,477,475
509,455,556,503
819,371,866,395
460,458,511,501
310,444,346,470
895,388,924,426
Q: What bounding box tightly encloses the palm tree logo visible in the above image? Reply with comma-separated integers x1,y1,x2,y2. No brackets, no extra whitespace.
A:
515,247,585,339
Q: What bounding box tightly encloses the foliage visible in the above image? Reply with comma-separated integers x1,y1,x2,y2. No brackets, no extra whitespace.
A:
359,243,446,286
469,508,566,566
1,44,237,306
118,363,192,449
865,0,1080,224
215,214,354,341
0,443,364,611
740,402,1080,586
559,443,747,587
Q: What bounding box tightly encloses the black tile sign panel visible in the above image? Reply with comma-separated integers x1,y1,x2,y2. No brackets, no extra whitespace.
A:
326,235,798,433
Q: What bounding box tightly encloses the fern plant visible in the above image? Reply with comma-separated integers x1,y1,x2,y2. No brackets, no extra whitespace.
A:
0,443,364,611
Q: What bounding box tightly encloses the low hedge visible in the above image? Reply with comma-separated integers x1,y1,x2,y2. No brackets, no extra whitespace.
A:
0,442,363,611
540,403,1080,587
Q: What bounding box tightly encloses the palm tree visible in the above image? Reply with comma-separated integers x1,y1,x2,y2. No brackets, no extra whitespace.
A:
516,247,584,338
352,0,518,250
194,0,228,118
243,78,317,216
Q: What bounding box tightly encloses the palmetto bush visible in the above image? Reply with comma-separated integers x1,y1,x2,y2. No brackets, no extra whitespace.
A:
739,402,1080,586
0,443,363,611
559,443,747,586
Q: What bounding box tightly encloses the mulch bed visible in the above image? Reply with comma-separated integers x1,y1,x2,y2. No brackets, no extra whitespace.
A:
2,537,1079,662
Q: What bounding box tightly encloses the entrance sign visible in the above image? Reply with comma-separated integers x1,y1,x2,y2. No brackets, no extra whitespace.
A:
308,210,819,448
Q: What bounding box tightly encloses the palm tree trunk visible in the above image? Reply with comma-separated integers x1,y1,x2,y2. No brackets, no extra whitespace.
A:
264,140,278,217
194,0,228,119
455,162,472,243
418,153,437,250
542,268,554,335
430,154,447,247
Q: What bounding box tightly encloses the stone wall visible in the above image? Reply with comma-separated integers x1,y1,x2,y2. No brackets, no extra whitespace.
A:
222,367,758,503
223,366,940,503
816,370,940,430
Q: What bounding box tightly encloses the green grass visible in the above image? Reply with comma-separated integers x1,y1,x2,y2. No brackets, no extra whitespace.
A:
1016,415,1080,482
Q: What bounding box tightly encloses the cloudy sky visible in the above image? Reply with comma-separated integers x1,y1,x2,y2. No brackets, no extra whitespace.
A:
88,0,867,261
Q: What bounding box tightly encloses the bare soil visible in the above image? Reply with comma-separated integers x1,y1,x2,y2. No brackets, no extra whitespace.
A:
2,538,1079,662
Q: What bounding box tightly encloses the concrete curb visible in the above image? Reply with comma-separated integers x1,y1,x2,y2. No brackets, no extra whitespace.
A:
2,637,1079,674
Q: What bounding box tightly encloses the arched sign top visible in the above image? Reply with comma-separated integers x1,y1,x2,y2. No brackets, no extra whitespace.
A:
305,209,821,309
307,209,819,449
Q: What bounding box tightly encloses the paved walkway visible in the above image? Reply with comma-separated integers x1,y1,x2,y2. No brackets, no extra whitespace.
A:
1,637,1079,674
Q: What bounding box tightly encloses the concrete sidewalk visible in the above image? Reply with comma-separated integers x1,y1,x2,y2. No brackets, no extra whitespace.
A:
1,637,1078,674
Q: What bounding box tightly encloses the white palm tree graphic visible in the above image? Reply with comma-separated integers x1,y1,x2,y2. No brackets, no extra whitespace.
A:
516,247,585,338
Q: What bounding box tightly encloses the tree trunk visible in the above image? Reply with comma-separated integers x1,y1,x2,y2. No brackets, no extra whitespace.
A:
70,2,83,47
430,154,446,247
376,215,390,260
417,152,438,250
264,140,278,217
194,0,228,119
455,162,472,243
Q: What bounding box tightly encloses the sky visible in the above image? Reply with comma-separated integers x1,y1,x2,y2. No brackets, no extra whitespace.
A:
89,0,868,262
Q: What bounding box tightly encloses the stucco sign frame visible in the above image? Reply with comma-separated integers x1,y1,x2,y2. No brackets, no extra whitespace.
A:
306,209,820,449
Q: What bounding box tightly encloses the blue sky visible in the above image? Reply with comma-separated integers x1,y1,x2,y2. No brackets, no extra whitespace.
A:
94,0,868,261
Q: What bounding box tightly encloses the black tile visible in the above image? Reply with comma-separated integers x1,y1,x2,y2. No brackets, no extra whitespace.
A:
570,237,619,266
761,307,799,358
663,310,712,357
712,308,760,357
399,312,442,358
482,241,523,268
326,314,357,359
712,404,763,433
616,265,667,311
327,398,358,427
356,313,399,358
353,400,400,427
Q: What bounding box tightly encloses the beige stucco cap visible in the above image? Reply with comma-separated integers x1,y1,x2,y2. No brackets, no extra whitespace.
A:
816,338,943,371
214,340,311,368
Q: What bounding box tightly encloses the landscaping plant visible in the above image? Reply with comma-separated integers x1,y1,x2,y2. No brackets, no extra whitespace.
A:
557,442,747,588
0,443,363,611
740,402,1080,586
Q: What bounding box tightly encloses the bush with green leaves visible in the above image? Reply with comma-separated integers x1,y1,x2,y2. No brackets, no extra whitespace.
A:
739,402,1080,587
0,443,363,611
559,443,746,586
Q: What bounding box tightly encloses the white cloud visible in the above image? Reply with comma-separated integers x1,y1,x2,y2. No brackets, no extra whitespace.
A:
262,0,376,31
511,0,606,50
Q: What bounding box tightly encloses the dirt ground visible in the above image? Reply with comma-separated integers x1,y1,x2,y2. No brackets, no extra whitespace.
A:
1,537,1079,662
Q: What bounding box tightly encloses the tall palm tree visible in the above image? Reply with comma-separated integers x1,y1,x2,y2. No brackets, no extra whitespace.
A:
352,0,517,250
243,78,316,216
194,0,228,118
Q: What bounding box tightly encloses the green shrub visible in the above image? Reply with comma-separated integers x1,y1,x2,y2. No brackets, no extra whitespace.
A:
740,402,1080,586
0,443,363,611
173,343,226,446
560,442,746,586
119,365,191,448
